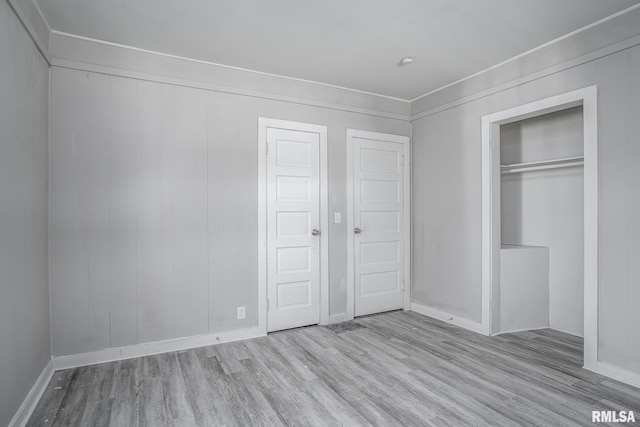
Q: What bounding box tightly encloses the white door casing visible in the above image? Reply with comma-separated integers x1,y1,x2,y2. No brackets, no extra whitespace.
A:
346,130,411,319
480,86,598,370
258,118,328,333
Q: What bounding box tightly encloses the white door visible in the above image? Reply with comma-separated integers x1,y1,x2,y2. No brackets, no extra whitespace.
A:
267,127,321,332
351,134,407,317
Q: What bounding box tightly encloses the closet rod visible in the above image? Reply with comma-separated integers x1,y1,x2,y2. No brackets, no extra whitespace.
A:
501,156,584,174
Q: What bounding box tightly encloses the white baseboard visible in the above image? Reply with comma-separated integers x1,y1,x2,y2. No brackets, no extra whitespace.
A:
493,326,549,336
410,303,482,334
53,326,265,370
589,362,640,389
328,313,350,324
9,359,55,427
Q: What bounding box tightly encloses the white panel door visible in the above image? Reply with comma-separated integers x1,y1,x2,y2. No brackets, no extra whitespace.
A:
267,128,320,332
353,137,405,316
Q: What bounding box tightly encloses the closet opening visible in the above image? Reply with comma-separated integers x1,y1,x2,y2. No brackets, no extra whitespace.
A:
499,106,584,338
481,87,598,370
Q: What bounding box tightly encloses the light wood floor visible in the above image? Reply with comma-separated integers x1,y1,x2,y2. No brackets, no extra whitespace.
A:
28,311,640,426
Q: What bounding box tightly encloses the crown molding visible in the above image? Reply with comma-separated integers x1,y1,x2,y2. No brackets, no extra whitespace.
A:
410,3,640,105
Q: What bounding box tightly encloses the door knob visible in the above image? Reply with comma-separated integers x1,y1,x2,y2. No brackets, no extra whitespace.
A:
354,228,361,234
312,229,320,236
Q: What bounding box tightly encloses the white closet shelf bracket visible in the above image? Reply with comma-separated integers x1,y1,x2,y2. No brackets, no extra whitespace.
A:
500,156,584,174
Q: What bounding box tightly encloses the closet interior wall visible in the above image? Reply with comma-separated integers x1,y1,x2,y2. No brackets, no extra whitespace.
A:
500,106,585,337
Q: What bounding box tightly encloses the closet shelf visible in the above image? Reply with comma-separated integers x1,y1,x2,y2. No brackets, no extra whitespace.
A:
500,156,584,174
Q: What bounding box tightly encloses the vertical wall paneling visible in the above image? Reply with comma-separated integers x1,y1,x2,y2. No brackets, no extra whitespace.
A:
109,76,139,347
0,13,15,411
237,95,259,325
0,1,50,424
209,91,242,332
50,67,76,355
595,51,629,367
136,80,165,344
206,91,219,333
172,86,197,337
49,67,410,357
196,91,210,335
21,33,49,364
411,95,508,320
327,109,348,316
627,45,640,373
87,72,111,352
0,14,18,394
72,71,90,353
172,86,208,338
160,84,176,340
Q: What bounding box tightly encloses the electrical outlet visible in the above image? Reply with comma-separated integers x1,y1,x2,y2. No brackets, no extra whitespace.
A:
334,212,342,224
237,306,246,320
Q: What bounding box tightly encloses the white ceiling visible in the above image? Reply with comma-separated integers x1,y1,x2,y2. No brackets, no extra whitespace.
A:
37,0,640,101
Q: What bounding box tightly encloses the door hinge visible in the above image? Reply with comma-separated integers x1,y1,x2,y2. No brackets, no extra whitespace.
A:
266,142,269,156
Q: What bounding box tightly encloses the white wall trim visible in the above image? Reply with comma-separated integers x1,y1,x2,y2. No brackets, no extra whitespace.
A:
51,59,222,92
257,118,330,333
481,86,598,370
51,30,409,104
346,131,355,320
410,303,482,334
591,362,640,389
51,60,409,122
257,119,268,336
5,0,51,64
410,4,640,105
346,129,411,320
492,326,549,336
53,326,264,370
9,359,54,427
411,33,640,121
546,325,584,338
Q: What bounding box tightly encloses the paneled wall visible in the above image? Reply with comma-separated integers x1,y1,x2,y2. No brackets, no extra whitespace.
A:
0,1,50,425
49,67,409,357
412,42,640,374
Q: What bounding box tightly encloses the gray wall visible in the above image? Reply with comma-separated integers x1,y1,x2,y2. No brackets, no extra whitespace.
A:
501,107,584,336
411,11,640,374
49,66,409,357
0,1,50,425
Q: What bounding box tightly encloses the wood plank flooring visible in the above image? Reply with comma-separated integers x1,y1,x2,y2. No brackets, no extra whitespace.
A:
28,311,640,426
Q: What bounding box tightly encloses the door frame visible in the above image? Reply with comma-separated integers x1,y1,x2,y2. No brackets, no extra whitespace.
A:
480,86,598,370
258,118,329,334
346,129,411,321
